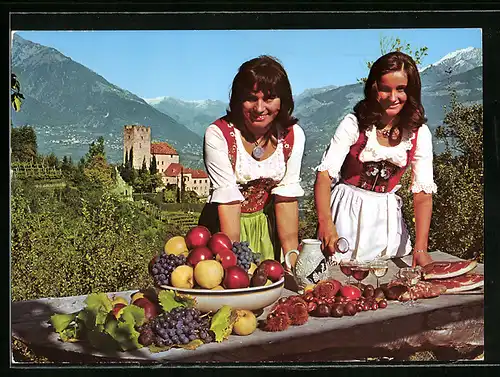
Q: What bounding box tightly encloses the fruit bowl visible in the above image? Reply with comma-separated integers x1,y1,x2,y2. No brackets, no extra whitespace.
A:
159,277,285,313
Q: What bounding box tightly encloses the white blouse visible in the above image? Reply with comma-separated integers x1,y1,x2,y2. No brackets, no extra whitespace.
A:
316,114,437,193
204,123,306,204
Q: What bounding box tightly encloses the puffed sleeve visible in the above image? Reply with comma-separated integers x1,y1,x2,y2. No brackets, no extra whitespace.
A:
314,113,360,183
204,124,245,203
410,124,438,193
271,124,306,197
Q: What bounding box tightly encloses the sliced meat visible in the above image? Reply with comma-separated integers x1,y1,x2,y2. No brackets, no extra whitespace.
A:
434,273,484,293
422,259,478,280
383,280,447,301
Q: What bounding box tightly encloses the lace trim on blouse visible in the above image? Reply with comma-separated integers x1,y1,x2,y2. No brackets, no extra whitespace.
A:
411,181,438,194
359,126,417,167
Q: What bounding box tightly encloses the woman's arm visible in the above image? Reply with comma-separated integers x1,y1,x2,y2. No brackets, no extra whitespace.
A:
218,201,242,243
314,171,339,255
412,192,433,267
410,124,438,267
274,195,299,269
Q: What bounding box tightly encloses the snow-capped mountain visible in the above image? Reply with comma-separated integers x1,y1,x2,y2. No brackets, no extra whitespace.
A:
420,47,482,82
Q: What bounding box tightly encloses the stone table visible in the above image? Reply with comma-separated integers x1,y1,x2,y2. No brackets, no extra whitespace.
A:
11,251,483,363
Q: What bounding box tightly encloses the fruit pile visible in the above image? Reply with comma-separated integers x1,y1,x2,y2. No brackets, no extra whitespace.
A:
50,287,260,353
261,280,389,332
149,226,284,290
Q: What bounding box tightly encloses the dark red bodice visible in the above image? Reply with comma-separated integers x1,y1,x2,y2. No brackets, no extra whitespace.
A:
340,128,419,193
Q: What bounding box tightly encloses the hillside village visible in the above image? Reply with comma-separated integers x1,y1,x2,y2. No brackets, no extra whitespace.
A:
123,124,210,197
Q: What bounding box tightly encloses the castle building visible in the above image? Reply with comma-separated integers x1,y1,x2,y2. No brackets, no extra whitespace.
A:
151,142,180,173
123,125,151,169
123,125,210,197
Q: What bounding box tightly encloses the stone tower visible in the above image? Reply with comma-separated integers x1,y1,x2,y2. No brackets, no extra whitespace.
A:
123,125,151,170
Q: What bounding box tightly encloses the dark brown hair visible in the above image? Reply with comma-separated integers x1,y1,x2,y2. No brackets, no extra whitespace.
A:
227,55,298,129
353,51,426,133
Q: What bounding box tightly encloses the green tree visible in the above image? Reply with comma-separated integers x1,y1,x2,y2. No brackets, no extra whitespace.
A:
85,136,106,164
357,35,429,83
150,155,158,175
11,126,37,162
398,95,483,262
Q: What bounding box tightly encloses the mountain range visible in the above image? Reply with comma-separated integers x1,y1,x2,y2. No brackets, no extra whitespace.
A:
11,34,482,190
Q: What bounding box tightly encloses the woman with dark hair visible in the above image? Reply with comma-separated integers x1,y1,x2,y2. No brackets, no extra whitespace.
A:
200,55,305,269
314,51,436,267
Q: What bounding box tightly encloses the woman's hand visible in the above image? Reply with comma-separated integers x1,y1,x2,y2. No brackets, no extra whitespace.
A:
412,249,433,267
317,219,339,256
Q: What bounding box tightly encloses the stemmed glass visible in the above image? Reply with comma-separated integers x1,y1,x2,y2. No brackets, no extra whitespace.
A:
351,261,370,288
339,259,354,285
398,267,422,307
370,259,389,288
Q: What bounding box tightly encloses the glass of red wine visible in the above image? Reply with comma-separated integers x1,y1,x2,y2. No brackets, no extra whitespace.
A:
339,259,354,285
351,261,370,288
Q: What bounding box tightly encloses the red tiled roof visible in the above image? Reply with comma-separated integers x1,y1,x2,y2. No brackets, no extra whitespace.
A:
184,168,209,179
163,164,209,179
151,142,178,155
164,163,183,177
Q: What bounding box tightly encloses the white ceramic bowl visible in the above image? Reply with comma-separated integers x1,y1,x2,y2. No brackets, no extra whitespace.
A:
160,277,285,313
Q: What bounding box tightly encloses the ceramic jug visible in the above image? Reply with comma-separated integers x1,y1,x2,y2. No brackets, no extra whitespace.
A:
285,239,336,291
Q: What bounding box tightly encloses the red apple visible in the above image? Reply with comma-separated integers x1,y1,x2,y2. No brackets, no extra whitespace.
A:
216,249,238,269
187,246,214,267
340,285,362,300
207,232,233,255
185,226,212,249
133,297,159,321
111,303,127,319
223,265,250,289
259,260,285,282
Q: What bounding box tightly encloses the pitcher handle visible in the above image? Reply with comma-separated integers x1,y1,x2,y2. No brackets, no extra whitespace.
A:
284,249,300,271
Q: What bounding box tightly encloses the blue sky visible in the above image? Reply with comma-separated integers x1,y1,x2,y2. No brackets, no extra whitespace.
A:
15,29,481,102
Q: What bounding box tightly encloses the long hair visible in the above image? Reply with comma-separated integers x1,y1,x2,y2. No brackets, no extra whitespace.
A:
226,55,298,129
353,51,426,132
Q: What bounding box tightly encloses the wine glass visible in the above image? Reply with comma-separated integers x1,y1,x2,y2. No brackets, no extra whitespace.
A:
351,261,370,288
339,259,354,285
370,259,389,288
398,267,421,307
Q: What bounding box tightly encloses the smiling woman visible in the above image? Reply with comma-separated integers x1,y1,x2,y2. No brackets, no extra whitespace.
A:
314,51,437,267
198,56,306,271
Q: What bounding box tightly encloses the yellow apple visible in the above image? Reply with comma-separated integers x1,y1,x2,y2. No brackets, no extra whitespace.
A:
164,236,189,256
111,296,128,306
211,285,224,290
130,291,145,303
194,260,224,289
232,309,257,336
171,265,194,289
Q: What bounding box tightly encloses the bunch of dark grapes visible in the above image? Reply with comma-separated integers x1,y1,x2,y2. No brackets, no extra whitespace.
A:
139,307,214,347
232,241,260,272
151,253,187,286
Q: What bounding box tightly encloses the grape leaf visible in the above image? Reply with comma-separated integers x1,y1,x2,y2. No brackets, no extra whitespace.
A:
148,344,173,353
103,308,144,351
120,305,146,327
83,293,113,326
209,305,237,343
58,324,80,342
158,290,195,312
179,339,204,350
50,312,78,333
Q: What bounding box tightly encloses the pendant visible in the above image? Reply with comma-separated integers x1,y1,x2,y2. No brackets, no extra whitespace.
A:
252,146,265,159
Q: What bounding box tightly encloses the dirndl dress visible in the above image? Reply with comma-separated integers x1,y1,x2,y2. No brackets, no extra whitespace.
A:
316,113,438,263
199,117,304,263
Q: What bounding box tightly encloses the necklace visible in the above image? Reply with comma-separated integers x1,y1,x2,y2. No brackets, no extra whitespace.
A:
252,137,266,159
376,127,400,139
